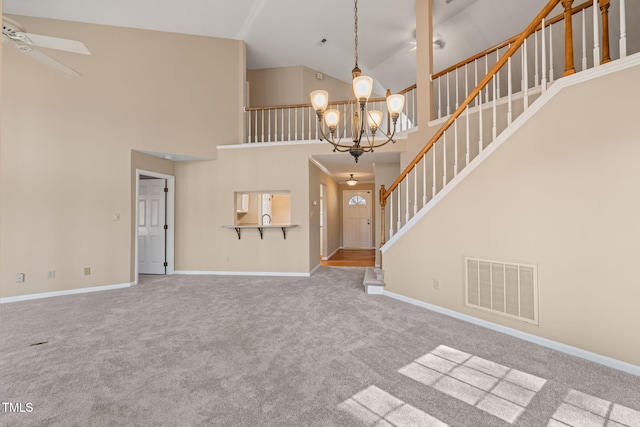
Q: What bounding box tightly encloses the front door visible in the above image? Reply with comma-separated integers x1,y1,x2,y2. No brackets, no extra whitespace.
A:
343,190,372,249
138,178,166,274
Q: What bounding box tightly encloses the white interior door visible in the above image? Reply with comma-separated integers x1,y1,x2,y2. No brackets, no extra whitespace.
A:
343,190,372,249
138,178,166,274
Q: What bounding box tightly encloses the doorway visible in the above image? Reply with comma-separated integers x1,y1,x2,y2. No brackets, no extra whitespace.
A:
343,189,373,249
135,170,175,280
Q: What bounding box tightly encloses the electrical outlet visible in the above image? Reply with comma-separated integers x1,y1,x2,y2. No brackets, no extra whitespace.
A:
47,270,55,279
16,273,25,283
84,267,91,275
433,279,441,290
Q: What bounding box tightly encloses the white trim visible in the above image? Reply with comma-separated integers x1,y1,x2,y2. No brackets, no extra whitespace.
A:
310,263,322,275
218,140,326,150
174,270,311,277
366,285,385,295
382,53,640,253
135,170,176,283
383,290,640,377
0,282,134,304
322,247,341,261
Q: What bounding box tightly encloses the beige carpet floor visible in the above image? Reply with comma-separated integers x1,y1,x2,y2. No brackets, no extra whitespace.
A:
1,267,639,426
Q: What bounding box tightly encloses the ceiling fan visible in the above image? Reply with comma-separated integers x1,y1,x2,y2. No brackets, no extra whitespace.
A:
2,16,91,77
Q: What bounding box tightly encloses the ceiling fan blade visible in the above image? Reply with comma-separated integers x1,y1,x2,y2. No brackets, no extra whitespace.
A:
15,44,81,77
15,32,91,55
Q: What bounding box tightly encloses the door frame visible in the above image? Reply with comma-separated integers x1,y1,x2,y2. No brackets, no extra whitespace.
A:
135,169,175,283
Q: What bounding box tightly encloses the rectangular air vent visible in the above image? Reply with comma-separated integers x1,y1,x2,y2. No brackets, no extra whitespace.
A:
465,257,539,325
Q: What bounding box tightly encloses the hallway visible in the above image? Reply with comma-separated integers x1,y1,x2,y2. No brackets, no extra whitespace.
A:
320,249,375,267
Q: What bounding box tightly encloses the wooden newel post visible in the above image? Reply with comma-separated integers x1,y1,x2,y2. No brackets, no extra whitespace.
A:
379,185,387,267
562,0,576,76
599,0,611,63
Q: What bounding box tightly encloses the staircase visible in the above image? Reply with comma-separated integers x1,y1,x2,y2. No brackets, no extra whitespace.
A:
379,0,632,253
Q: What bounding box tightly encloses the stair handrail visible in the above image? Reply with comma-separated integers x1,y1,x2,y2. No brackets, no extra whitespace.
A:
380,0,568,246
431,0,593,81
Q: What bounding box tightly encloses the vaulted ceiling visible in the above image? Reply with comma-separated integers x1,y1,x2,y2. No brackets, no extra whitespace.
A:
3,0,550,93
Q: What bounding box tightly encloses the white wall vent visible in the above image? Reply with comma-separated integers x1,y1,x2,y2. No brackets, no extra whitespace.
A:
465,257,539,325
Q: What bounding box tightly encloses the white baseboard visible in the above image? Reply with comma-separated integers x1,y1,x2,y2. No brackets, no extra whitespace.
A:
174,270,311,277
383,290,640,377
0,282,134,304
322,247,341,261
310,263,322,275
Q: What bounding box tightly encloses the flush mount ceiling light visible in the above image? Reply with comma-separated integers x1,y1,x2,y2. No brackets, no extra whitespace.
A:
346,174,358,186
310,0,405,163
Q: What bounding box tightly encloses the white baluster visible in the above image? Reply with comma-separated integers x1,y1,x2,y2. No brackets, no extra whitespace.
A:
620,0,627,57
550,24,555,82
478,90,483,152
484,55,489,102
465,64,469,106
432,145,437,198
465,105,470,165
454,115,459,177
389,191,394,239
301,106,305,141
438,78,442,119
422,155,427,206
247,110,252,143
474,59,479,106
446,73,451,116
534,31,539,87
508,54,513,125
413,168,418,216
496,49,501,98
455,68,459,109
582,10,588,71
412,88,417,127
288,108,291,141
282,108,285,141
261,110,265,142
268,109,271,142
397,186,402,232
492,75,497,140
442,132,447,188
523,38,529,109
405,178,410,223
541,20,547,92
295,108,298,140
593,0,601,66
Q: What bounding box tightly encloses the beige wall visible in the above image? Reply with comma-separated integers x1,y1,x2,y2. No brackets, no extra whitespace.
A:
173,142,339,274
247,66,353,107
382,64,640,366
1,15,245,298
309,161,341,267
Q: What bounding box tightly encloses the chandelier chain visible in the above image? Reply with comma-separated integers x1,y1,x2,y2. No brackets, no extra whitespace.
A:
354,0,359,68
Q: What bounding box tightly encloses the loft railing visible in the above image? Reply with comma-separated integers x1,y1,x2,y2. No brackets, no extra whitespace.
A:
244,84,417,144
431,0,629,121
380,0,631,252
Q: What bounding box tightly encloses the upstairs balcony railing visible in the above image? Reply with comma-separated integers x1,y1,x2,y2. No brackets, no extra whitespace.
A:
431,0,630,121
244,85,417,144
380,0,633,252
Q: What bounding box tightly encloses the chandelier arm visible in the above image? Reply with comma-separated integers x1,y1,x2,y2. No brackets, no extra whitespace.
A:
363,121,399,149
316,118,359,150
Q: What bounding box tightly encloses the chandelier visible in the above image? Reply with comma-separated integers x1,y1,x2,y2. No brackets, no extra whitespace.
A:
310,0,405,163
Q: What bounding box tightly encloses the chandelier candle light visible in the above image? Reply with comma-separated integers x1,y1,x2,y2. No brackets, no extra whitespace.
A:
310,0,405,163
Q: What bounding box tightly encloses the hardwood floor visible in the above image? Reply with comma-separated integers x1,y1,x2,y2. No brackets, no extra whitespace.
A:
320,249,376,267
